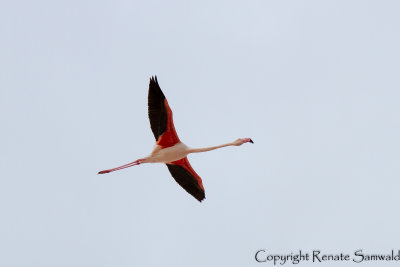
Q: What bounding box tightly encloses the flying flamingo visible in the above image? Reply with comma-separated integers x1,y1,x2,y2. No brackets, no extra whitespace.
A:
98,76,253,201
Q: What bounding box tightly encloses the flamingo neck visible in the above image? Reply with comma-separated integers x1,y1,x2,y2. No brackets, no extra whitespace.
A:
189,143,233,154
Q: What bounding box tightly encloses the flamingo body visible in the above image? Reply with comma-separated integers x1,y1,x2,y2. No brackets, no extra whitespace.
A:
98,76,253,202
147,142,190,163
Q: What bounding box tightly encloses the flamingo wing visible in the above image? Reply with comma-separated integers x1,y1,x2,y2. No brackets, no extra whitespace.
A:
148,76,180,148
166,157,205,202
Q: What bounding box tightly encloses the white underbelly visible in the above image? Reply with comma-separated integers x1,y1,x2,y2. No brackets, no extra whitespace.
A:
148,142,190,163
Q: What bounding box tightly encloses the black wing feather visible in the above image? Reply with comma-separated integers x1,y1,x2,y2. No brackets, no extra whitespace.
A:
148,76,167,141
166,164,206,202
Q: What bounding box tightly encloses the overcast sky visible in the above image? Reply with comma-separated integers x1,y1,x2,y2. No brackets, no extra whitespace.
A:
1,1,400,266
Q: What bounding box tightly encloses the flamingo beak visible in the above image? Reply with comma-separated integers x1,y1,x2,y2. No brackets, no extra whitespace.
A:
249,139,254,144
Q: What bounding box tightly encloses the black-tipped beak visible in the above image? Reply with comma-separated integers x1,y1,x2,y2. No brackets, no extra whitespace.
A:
249,139,254,144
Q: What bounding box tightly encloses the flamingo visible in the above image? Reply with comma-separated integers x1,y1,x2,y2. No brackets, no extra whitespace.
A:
98,76,253,202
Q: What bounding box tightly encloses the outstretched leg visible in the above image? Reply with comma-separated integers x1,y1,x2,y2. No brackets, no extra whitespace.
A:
98,158,147,174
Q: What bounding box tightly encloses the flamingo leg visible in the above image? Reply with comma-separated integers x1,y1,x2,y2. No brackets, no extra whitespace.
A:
98,158,145,174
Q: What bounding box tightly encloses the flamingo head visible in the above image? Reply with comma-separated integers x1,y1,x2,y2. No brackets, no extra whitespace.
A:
234,138,254,146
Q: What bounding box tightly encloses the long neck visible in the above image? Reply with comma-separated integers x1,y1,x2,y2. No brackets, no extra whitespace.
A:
189,142,234,154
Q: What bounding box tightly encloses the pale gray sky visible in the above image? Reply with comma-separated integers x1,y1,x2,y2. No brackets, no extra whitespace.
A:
1,1,400,266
